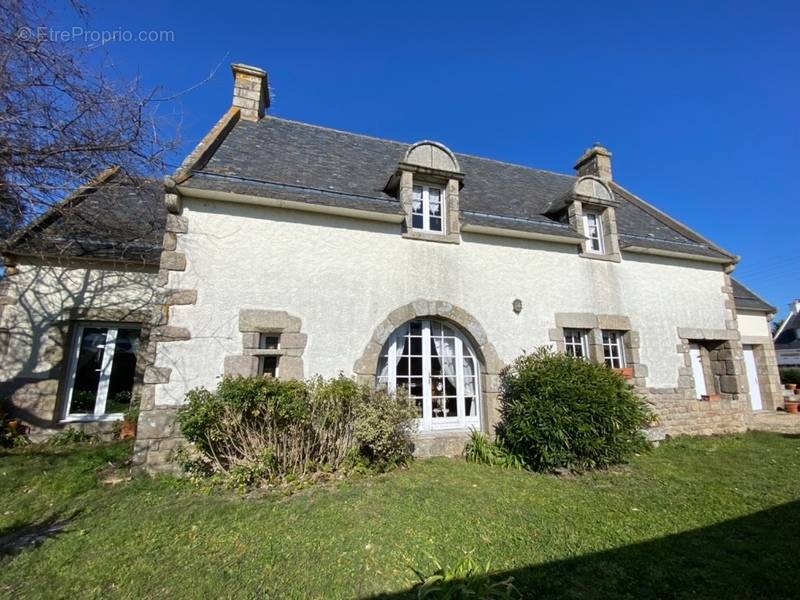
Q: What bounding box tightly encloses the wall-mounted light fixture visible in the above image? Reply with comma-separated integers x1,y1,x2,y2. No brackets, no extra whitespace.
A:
512,299,523,314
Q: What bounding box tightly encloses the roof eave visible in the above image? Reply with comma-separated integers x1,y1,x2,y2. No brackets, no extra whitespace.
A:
176,185,406,224
622,244,731,265
461,223,583,245
611,181,739,262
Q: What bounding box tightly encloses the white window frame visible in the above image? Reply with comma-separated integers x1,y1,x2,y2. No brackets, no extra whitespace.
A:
563,328,589,359
62,322,141,422
601,330,626,368
380,320,480,432
688,343,708,399
582,210,605,254
411,183,445,234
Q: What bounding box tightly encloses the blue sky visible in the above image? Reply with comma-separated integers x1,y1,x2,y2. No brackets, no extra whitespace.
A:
54,1,798,318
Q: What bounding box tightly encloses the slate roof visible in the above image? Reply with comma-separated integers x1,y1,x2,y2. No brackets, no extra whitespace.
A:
3,169,164,265
730,278,776,313
181,116,733,259
775,311,800,349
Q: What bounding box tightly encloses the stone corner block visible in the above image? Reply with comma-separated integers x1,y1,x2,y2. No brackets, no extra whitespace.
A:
223,355,259,377
143,366,172,385
160,251,187,271
165,289,197,306
152,326,191,342
165,213,188,234
279,356,304,380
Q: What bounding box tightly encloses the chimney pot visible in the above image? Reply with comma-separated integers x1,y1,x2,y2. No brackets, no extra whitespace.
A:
574,144,613,181
231,63,269,121
792,299,800,314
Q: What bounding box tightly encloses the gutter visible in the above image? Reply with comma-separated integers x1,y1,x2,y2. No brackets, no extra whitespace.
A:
461,223,582,245
622,244,731,265
176,186,406,224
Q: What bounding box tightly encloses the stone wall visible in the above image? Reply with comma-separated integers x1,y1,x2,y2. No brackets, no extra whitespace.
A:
639,277,752,436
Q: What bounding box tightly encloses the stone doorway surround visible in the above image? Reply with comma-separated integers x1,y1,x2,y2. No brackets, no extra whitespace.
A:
353,300,503,456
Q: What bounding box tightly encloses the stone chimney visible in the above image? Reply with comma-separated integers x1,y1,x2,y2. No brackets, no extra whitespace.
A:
574,144,613,181
792,299,800,315
231,63,269,121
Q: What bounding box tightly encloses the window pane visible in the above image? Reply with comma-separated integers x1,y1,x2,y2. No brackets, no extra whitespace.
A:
428,188,441,215
465,396,477,417
259,334,280,349
70,327,108,414
412,186,423,213
261,355,279,378
444,396,457,418
105,328,140,414
412,213,424,229
429,216,442,231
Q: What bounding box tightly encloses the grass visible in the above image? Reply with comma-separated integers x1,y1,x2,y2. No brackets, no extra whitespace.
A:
0,432,799,599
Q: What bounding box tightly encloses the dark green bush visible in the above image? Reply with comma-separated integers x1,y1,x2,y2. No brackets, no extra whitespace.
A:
779,367,800,385
496,348,652,472
176,375,415,486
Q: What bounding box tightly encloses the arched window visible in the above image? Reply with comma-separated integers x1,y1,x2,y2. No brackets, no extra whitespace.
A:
378,319,481,431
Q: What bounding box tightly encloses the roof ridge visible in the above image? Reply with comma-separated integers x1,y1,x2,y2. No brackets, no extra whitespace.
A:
261,115,575,180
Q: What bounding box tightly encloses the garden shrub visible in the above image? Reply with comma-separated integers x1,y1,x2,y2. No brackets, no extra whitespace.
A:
353,386,416,470
496,347,652,472
176,375,415,486
779,367,800,385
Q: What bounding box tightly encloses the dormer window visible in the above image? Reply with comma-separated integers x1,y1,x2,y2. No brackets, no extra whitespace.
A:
387,140,463,243
412,184,444,233
582,211,604,254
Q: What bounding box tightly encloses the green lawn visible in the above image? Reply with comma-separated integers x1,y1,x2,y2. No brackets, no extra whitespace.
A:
1,432,799,599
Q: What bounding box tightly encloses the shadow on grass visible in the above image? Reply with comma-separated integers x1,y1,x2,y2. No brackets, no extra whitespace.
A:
369,500,800,599
0,511,82,558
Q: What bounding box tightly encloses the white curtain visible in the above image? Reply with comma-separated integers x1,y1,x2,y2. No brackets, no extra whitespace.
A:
431,335,457,389
378,326,409,384
463,357,477,416
428,187,441,215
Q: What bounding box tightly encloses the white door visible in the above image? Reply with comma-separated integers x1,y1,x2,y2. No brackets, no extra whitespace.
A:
378,320,481,431
743,345,763,411
689,344,708,399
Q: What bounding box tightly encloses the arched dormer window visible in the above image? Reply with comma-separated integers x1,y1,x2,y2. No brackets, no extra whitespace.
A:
386,140,464,243
568,176,621,262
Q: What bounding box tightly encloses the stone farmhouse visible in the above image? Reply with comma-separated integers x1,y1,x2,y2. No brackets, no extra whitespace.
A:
0,63,782,471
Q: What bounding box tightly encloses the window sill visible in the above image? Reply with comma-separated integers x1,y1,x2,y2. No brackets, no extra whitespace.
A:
579,251,621,263
403,230,461,244
61,414,124,424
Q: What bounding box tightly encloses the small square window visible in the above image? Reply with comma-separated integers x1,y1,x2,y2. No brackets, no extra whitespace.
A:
563,329,589,358
261,355,279,378
259,334,280,350
602,330,625,368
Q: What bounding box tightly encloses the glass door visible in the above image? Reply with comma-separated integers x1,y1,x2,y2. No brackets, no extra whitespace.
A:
378,319,480,431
